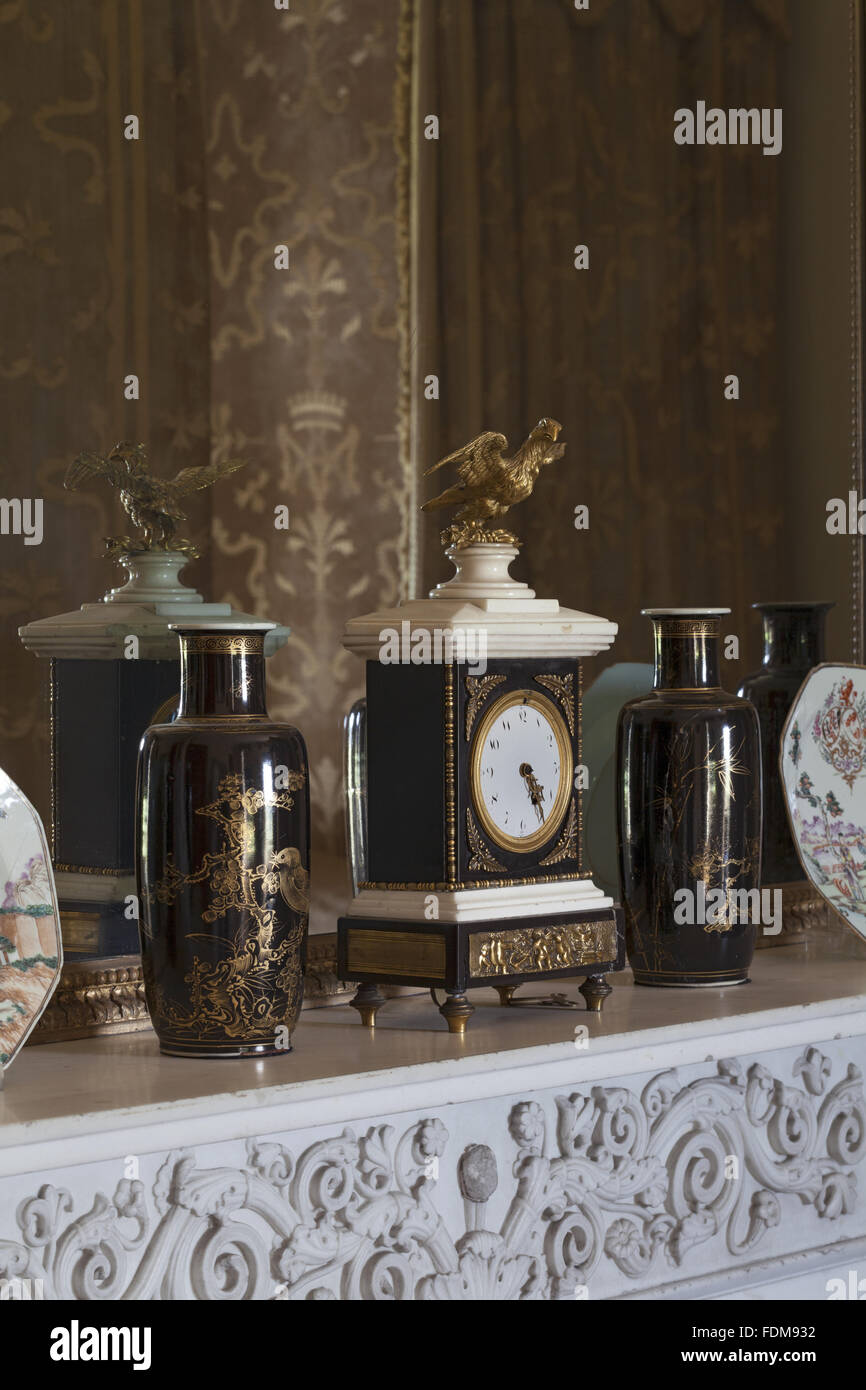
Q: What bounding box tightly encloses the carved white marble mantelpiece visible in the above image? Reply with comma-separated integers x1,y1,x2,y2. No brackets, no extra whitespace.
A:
1,943,866,1300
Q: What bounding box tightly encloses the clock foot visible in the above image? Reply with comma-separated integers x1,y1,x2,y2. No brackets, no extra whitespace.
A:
579,973,612,1013
493,984,519,1007
438,990,474,1035
350,981,387,1028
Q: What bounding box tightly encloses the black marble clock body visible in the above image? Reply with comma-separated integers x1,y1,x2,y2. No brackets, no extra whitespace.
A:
365,657,583,887
338,656,625,1030
51,656,179,956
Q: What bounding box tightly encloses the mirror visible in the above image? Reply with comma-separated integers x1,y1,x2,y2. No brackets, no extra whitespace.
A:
412,0,865,682
0,0,863,1036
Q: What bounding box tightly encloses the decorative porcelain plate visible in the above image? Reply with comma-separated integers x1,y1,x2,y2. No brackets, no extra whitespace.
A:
780,663,866,942
0,767,62,1072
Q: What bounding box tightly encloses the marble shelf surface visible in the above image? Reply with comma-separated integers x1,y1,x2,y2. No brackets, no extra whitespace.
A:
2,941,866,1177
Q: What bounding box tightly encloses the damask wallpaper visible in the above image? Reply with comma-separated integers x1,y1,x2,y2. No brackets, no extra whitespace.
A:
0,0,412,931
199,0,412,928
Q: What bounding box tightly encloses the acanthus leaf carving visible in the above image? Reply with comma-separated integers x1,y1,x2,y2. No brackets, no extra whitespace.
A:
0,1055,863,1299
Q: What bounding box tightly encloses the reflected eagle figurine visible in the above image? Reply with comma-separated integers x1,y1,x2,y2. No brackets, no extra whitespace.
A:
421,417,565,548
64,441,247,559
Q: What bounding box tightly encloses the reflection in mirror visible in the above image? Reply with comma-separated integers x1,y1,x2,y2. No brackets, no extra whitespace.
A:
0,0,864,1028
413,0,864,685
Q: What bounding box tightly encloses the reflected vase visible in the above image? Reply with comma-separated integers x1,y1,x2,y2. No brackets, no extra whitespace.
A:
738,601,833,886
616,609,761,986
342,696,367,897
136,623,310,1058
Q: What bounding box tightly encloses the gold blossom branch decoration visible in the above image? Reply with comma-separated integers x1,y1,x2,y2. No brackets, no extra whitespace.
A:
143,772,308,1039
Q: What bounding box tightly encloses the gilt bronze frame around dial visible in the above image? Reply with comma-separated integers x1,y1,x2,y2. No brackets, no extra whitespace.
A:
469,688,573,855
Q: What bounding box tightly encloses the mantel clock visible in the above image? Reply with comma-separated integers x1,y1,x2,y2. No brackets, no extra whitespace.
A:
18,446,289,969
337,420,624,1032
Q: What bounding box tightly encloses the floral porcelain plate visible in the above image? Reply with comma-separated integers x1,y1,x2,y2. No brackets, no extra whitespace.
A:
780,663,866,942
0,767,62,1074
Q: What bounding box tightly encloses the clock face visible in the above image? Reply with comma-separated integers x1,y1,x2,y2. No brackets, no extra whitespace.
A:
470,689,573,854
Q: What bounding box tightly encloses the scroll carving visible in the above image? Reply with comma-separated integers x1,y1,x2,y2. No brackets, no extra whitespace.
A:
1,1050,861,1299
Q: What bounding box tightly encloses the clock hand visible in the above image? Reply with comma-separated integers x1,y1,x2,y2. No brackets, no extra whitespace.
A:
519,762,546,823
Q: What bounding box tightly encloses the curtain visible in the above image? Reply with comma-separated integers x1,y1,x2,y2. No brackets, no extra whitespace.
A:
416,0,792,683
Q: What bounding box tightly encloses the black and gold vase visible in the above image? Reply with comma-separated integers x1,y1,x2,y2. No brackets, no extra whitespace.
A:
616,609,761,986
136,623,310,1057
738,601,833,885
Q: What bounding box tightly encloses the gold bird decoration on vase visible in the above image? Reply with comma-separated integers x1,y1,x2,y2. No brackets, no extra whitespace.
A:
421,418,565,548
64,441,247,559
268,846,310,915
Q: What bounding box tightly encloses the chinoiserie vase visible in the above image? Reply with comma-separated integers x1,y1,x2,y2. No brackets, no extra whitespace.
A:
616,609,762,986
136,623,310,1057
738,602,833,886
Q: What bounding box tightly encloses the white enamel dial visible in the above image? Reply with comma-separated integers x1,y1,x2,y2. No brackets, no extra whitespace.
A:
470,689,572,854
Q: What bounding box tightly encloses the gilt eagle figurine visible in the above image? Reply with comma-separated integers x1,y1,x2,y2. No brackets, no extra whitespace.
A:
64,441,247,559
421,418,565,548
